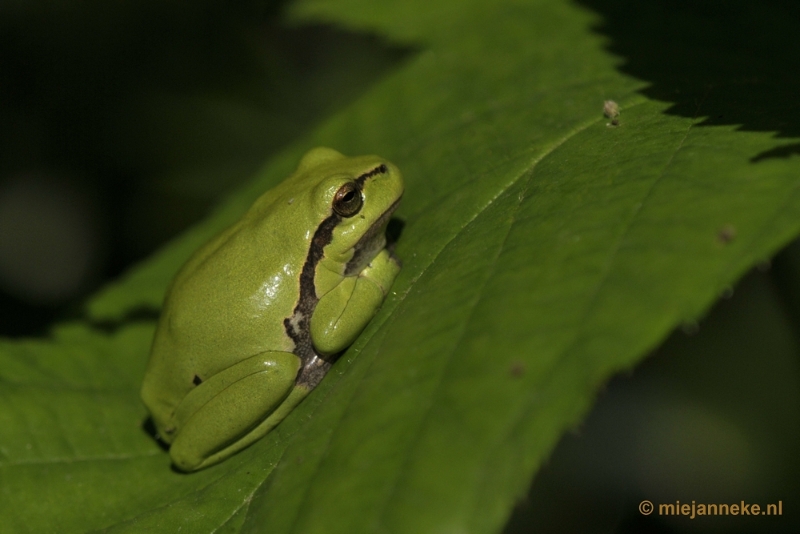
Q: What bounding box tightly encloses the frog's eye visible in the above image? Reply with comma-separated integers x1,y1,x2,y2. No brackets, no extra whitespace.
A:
332,182,363,217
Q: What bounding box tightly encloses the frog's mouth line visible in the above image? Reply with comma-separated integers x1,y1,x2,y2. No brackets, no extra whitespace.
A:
344,195,402,276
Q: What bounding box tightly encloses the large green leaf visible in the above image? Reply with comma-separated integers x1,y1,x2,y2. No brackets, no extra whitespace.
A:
2,0,800,532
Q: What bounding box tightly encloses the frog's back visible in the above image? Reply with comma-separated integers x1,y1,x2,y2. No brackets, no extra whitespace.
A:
141,214,307,421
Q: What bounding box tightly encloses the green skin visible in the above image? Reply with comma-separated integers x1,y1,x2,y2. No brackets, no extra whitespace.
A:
141,147,403,471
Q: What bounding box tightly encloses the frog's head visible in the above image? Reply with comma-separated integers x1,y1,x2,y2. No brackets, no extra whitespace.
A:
298,147,403,273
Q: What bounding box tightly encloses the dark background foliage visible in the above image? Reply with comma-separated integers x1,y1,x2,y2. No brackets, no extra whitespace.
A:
0,0,411,335
576,0,800,161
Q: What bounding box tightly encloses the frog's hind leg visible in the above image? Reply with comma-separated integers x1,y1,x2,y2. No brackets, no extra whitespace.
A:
168,351,309,471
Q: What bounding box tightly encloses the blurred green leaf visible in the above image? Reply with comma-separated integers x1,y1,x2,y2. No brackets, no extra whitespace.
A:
3,0,800,533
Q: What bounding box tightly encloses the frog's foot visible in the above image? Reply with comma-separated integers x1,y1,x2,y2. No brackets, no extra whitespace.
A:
168,351,307,471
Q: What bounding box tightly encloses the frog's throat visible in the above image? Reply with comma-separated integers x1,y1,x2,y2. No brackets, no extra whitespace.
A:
344,195,402,276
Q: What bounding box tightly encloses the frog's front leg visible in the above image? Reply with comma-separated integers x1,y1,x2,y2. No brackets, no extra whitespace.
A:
311,249,400,355
168,351,307,471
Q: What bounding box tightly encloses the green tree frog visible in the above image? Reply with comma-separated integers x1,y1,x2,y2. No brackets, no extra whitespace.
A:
141,147,403,471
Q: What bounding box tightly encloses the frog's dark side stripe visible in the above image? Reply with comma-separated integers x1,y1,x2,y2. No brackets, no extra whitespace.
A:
285,213,340,389
285,163,390,389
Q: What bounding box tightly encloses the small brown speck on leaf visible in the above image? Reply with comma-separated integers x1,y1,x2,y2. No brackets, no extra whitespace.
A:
717,224,736,244
681,321,699,335
603,100,620,126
